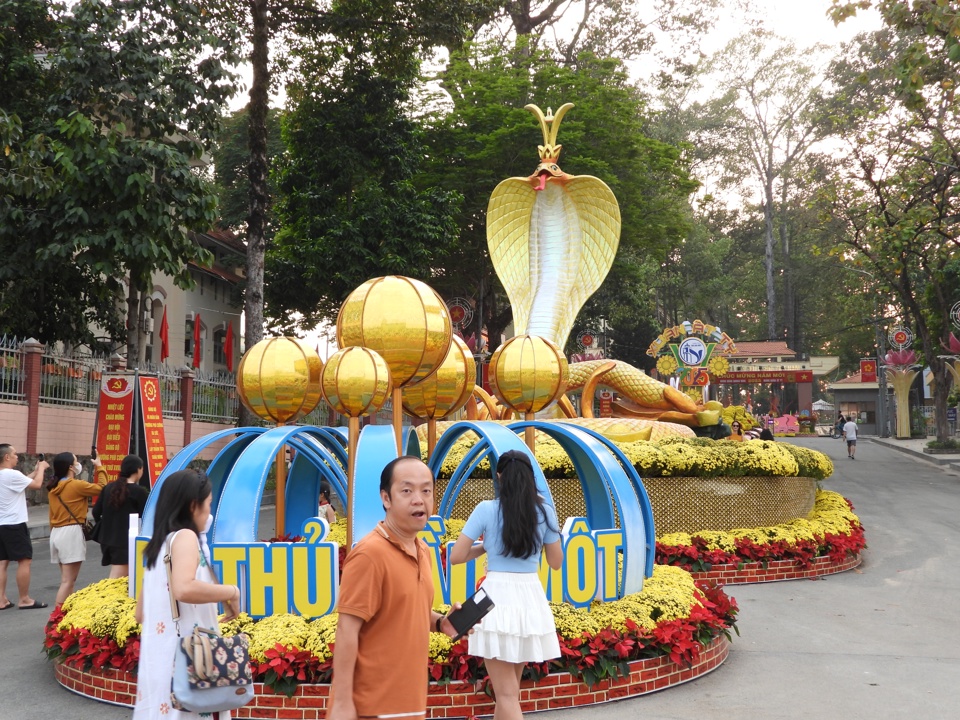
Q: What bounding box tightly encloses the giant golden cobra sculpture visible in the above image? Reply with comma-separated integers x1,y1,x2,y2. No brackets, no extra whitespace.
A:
482,103,716,432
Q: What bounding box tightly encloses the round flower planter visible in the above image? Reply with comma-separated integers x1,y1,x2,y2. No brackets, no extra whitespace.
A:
689,552,862,585
54,635,730,717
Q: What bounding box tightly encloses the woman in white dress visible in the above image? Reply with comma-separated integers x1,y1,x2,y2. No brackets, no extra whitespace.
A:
450,450,564,720
134,470,241,720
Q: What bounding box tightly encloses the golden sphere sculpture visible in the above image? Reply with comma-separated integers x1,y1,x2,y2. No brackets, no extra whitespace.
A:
402,335,477,419
321,346,393,417
336,276,452,387
488,335,568,415
237,337,324,424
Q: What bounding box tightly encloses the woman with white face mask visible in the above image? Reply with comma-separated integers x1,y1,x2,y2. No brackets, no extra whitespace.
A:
47,452,107,605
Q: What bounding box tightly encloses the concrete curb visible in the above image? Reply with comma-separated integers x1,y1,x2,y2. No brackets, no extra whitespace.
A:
867,437,960,473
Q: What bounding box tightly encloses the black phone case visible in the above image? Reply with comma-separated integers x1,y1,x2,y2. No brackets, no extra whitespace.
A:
446,587,495,641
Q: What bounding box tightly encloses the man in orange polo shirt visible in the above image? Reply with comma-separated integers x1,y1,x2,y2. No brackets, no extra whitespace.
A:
329,456,459,720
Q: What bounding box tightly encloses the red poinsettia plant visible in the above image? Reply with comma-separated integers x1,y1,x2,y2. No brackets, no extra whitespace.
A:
43,581,739,696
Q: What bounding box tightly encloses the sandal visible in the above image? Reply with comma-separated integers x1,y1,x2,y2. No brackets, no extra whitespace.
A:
0,602,13,610
18,600,48,610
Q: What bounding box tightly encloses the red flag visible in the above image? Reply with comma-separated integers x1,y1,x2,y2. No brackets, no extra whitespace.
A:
225,322,234,372
159,307,170,362
192,313,202,368
860,359,877,383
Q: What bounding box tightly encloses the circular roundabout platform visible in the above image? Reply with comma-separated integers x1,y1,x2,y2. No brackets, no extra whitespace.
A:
55,636,730,717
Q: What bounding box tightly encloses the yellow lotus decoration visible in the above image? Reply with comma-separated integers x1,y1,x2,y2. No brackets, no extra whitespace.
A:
487,103,621,350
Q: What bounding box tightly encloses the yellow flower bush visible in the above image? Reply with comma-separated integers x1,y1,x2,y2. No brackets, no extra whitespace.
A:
721,405,757,430
247,613,311,662
425,428,833,481
58,577,138,647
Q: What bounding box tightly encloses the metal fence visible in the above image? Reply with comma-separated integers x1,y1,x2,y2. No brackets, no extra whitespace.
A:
38,348,108,408
141,363,183,419
192,369,239,423
296,403,336,427
0,335,24,402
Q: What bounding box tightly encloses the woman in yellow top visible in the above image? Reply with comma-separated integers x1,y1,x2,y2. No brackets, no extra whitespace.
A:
47,452,107,605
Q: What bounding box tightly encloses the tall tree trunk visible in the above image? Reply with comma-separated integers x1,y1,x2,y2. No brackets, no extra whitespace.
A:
241,0,269,427
126,280,140,367
137,288,149,366
762,171,777,340
778,180,796,352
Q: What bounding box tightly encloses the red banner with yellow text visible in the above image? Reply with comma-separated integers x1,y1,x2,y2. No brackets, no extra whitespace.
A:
95,374,136,478
137,376,168,487
860,359,878,383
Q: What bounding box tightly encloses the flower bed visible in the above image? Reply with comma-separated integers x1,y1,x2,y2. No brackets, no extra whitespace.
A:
53,635,731,716
655,491,866,578
44,566,737,698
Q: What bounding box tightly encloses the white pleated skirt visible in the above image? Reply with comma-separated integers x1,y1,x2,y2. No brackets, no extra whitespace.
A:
468,571,560,663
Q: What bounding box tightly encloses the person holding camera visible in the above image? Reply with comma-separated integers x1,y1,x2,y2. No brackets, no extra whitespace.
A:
47,451,108,606
0,444,49,609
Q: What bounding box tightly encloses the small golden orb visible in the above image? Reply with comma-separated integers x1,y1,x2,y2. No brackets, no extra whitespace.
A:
321,346,392,417
236,337,323,424
488,335,568,415
402,335,477,419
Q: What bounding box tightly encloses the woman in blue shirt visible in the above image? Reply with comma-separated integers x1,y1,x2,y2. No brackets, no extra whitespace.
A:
450,450,563,720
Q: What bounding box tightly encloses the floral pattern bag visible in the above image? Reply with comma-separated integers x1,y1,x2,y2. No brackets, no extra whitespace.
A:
171,627,254,713
164,534,254,714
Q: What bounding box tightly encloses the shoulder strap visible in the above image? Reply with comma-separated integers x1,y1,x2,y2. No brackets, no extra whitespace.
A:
55,490,85,527
164,530,187,634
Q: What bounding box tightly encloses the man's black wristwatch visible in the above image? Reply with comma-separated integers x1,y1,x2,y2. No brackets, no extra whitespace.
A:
435,615,445,633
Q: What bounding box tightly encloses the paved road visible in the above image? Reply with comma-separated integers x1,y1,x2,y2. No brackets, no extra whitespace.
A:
2,437,958,719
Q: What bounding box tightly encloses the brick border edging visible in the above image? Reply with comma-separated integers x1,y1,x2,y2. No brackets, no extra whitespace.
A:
54,636,729,718
688,552,862,585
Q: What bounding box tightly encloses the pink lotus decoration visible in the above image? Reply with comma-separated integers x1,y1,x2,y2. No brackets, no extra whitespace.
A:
884,349,917,367
940,332,960,355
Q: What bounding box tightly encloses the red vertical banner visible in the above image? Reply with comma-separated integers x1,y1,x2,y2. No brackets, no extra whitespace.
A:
95,374,136,479
860,359,878,383
598,389,614,417
138,376,168,487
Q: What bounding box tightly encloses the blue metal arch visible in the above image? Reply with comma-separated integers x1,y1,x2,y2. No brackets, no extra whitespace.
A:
509,421,650,593
429,421,555,518
142,427,267,537
554,423,657,578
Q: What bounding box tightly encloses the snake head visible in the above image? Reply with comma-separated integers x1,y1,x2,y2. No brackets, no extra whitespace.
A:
529,160,569,190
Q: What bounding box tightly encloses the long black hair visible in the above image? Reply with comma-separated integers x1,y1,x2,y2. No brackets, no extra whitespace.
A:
47,451,75,491
143,469,212,569
109,455,144,509
495,450,555,559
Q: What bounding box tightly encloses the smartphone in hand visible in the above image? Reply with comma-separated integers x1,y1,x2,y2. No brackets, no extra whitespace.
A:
446,587,495,641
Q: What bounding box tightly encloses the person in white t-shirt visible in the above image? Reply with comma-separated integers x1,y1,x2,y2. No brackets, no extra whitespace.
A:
842,419,859,460
0,444,49,609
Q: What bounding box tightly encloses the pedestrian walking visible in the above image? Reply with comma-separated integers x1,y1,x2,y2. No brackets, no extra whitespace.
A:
0,444,49,609
47,451,107,605
843,417,859,459
450,450,564,720
92,455,148,578
328,456,462,720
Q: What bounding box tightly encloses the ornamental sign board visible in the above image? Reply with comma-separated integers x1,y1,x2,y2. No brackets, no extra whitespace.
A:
646,319,737,386
717,370,814,385
860,359,878,383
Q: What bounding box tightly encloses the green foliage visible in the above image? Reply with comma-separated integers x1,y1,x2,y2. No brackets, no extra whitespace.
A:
266,50,462,330
0,0,242,346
